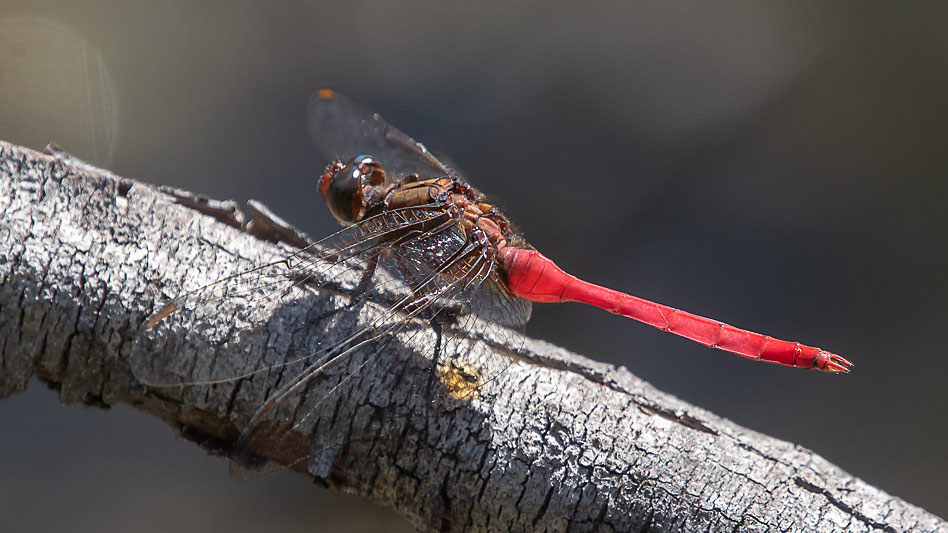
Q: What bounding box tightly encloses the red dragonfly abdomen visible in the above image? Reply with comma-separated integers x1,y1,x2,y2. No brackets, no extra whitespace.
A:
500,247,852,373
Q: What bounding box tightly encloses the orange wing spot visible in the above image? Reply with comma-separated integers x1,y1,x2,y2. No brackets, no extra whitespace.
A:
316,88,335,100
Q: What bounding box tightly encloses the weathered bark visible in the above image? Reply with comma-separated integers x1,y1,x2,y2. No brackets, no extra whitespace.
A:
0,139,942,532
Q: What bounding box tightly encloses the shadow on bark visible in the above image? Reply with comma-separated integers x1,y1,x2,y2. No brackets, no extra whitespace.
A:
0,140,943,531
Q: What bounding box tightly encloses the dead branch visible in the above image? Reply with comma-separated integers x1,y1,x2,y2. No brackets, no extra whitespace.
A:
0,140,942,532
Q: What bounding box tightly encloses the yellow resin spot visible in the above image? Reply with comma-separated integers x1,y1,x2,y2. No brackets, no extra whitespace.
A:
439,362,482,401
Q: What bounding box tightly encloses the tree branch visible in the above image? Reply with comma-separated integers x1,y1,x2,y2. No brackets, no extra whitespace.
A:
0,140,941,532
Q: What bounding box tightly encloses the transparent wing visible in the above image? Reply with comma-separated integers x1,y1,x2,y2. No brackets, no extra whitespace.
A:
132,200,529,478
130,204,451,388
231,227,524,476
387,227,530,395
307,88,460,182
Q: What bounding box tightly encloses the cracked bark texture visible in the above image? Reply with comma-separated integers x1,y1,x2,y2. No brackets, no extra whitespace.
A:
0,140,943,532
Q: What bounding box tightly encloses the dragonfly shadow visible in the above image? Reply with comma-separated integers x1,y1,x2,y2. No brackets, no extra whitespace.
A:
134,283,507,486
235,296,513,485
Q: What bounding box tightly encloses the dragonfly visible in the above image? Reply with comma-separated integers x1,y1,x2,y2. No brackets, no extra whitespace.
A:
131,88,851,472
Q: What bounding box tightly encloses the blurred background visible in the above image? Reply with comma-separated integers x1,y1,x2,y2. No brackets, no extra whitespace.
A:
1,1,946,530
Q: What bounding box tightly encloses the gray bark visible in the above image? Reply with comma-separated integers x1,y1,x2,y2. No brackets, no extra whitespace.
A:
0,139,943,532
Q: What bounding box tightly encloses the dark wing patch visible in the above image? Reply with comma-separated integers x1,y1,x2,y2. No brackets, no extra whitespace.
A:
308,88,454,182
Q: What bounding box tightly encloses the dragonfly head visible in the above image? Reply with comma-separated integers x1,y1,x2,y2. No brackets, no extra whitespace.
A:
319,155,387,225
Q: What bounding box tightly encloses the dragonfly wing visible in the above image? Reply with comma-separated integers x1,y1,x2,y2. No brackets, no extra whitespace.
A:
385,230,530,401
307,88,455,182
435,258,529,401
430,149,470,184
130,205,449,388
230,223,496,476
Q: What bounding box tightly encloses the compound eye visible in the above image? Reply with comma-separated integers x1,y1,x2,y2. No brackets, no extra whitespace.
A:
319,155,384,224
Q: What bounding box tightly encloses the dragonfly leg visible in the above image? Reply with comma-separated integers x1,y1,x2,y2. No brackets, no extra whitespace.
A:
419,314,446,399
355,246,383,296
